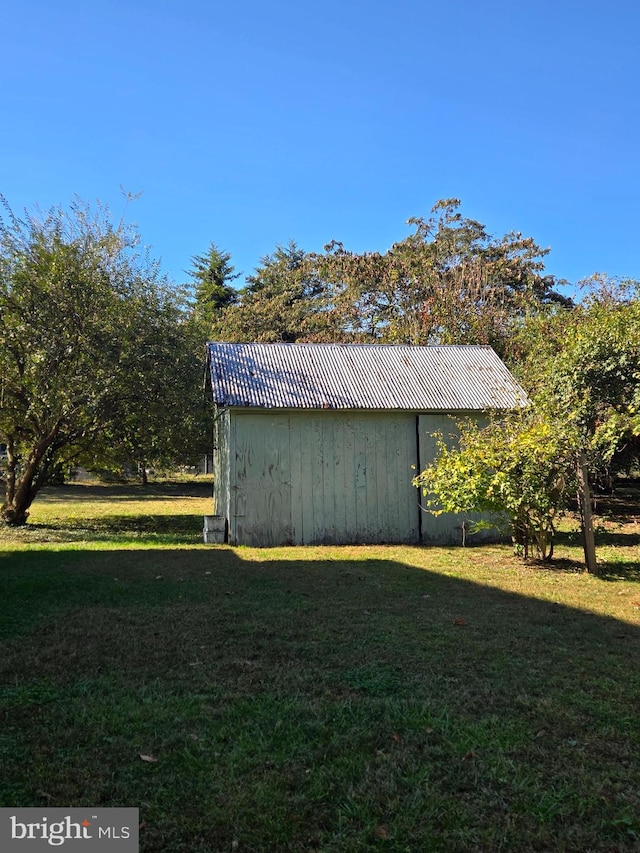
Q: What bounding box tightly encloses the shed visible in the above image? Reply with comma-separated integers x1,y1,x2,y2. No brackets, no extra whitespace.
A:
205,342,526,547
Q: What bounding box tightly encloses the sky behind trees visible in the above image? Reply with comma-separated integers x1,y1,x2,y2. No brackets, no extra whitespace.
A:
2,0,639,296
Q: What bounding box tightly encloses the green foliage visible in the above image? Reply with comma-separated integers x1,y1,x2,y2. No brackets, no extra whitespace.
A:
81,299,211,480
414,411,577,560
205,200,567,348
313,199,570,351
0,196,207,524
188,242,238,319
514,278,640,487
420,280,640,567
210,241,336,342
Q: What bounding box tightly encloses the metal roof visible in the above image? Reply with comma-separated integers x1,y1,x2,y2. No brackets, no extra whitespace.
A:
206,342,527,411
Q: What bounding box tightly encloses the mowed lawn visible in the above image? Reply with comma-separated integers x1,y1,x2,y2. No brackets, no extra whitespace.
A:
1,481,640,851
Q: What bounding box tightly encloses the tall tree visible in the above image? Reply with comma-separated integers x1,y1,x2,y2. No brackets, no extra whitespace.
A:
203,201,568,349
81,292,210,483
514,278,640,487
416,279,640,571
314,199,571,352
188,243,238,319
0,197,193,524
211,241,336,342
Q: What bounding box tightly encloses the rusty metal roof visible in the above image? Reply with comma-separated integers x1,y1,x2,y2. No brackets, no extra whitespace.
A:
206,342,527,411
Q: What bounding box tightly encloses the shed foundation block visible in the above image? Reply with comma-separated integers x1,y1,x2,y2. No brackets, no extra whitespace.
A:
203,515,227,544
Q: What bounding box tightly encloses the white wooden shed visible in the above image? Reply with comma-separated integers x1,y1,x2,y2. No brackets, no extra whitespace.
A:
205,342,525,547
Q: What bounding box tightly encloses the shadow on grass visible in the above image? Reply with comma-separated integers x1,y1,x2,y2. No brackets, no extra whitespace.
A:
598,561,640,582
530,556,585,574
554,527,640,547
534,557,640,582
594,530,640,548
520,555,640,583
26,514,205,537
1,546,640,850
35,480,213,502
591,491,640,526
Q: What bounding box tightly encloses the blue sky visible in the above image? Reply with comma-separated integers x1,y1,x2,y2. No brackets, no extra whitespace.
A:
2,0,639,296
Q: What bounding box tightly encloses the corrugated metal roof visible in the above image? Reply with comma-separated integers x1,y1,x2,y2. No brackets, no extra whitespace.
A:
206,342,527,411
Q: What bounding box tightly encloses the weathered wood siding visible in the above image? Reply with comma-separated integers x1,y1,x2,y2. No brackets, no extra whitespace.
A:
212,409,231,522
213,408,502,547
228,410,419,546
231,412,292,546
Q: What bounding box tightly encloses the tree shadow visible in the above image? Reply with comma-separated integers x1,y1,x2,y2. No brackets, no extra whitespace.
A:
36,480,212,502
533,556,640,582
5,517,205,547
49,514,204,535
597,560,640,582
530,556,585,574
594,530,640,547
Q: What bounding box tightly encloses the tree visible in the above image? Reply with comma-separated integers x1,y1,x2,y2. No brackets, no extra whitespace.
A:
513,278,640,486
188,243,238,319
210,241,337,342
79,292,211,484
512,281,640,570
413,410,577,561
201,201,569,349
416,280,640,570
314,199,571,352
0,197,193,524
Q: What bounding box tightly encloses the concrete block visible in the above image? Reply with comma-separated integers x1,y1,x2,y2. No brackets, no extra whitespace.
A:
203,515,227,544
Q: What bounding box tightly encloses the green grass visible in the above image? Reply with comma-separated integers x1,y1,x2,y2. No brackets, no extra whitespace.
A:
1,481,640,850
0,479,213,548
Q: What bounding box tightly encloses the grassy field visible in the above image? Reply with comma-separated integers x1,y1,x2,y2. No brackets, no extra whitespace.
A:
1,480,640,851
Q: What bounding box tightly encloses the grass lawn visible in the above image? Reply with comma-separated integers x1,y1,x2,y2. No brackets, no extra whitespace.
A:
1,479,640,851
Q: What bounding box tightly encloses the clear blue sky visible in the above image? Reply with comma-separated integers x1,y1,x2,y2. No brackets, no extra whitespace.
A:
2,0,639,296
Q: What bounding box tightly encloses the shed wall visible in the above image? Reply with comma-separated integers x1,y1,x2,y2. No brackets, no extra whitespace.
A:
213,408,500,547
212,409,231,522
228,410,420,546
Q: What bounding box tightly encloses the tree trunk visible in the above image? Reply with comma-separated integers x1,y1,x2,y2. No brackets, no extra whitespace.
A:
2,463,34,525
577,451,597,573
1,440,29,525
1,430,59,526
4,438,17,505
